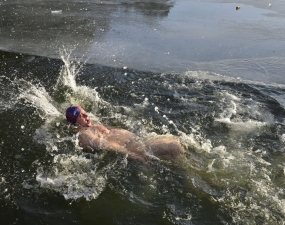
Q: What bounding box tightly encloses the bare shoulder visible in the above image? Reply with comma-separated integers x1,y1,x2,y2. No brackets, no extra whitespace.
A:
77,126,100,152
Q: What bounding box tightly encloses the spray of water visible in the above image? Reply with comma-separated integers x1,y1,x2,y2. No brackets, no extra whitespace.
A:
12,48,285,223
15,48,116,200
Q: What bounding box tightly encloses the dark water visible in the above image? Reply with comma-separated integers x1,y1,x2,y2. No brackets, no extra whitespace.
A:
1,1,285,225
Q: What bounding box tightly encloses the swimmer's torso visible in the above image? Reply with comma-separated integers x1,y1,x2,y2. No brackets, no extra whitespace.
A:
104,128,137,146
78,125,146,155
78,123,184,162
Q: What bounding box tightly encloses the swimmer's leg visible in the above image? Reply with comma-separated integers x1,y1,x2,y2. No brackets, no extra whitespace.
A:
145,137,185,160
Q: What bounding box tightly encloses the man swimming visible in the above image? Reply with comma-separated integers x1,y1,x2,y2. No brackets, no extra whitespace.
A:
66,106,185,163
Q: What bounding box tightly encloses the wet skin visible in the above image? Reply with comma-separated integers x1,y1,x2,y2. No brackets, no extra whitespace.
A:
75,109,185,163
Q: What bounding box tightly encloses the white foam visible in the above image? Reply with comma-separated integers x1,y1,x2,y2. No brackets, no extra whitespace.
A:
36,154,108,200
51,10,62,14
19,82,60,116
178,131,213,154
223,92,240,101
214,90,267,132
215,118,266,131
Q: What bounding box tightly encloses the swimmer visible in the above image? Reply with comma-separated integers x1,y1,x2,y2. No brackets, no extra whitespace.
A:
66,106,185,163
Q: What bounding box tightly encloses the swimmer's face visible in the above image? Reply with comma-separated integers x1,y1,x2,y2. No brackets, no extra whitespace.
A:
76,109,92,127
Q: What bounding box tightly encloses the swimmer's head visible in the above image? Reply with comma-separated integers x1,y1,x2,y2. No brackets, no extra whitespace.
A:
66,106,92,127
66,105,82,124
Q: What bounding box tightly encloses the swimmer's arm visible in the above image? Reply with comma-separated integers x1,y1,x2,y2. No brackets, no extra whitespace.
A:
78,131,128,154
99,139,128,154
101,140,148,163
78,131,100,153
79,132,147,163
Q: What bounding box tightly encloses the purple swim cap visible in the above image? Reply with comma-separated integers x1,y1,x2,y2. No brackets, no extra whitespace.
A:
66,106,82,124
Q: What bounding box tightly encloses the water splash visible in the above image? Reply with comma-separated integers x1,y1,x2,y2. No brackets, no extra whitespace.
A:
36,154,108,201
12,48,113,200
8,49,285,223
53,48,111,116
19,80,61,117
